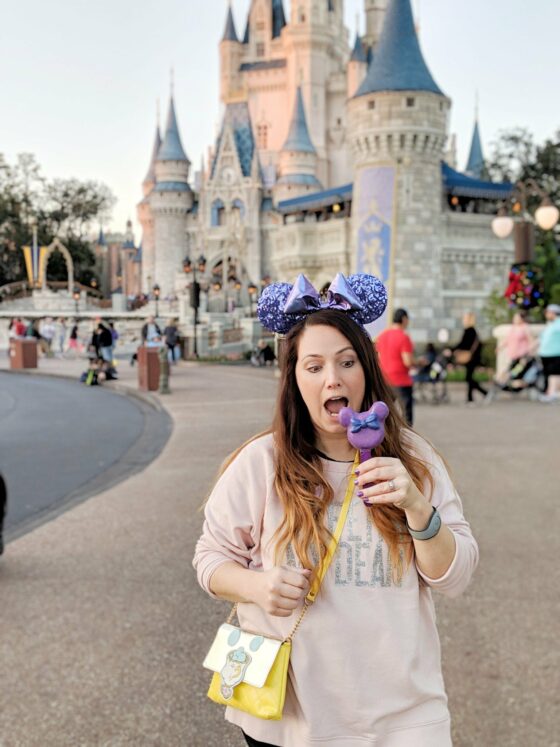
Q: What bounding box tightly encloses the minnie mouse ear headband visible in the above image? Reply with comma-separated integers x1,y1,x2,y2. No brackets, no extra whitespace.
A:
257,272,387,334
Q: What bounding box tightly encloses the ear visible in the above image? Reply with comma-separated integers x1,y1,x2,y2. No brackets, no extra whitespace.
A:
338,407,353,427
372,401,390,421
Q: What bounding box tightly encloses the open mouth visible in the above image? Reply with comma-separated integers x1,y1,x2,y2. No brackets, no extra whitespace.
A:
324,396,348,418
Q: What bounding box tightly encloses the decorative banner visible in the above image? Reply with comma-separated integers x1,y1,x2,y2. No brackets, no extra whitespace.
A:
21,245,48,287
354,166,397,338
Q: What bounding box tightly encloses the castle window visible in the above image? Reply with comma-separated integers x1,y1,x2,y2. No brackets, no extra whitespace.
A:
406,97,415,108
231,199,246,221
368,100,375,110
257,124,268,149
211,199,226,227
256,42,265,57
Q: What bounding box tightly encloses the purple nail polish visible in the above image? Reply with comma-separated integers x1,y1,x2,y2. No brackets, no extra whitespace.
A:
354,479,359,485
364,500,373,506
357,491,364,498
354,470,360,476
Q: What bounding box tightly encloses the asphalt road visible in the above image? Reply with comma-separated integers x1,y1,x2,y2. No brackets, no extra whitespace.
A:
0,373,172,539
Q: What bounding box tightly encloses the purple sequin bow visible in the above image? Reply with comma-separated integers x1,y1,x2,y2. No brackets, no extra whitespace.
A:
283,274,362,315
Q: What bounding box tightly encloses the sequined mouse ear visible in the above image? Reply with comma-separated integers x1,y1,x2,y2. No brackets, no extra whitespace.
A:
257,282,299,334
346,274,388,325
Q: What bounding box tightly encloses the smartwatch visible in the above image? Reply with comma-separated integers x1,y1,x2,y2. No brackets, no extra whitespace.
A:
406,507,441,541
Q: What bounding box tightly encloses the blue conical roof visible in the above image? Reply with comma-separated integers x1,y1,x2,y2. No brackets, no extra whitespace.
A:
157,97,189,162
143,124,162,183
465,120,485,178
222,4,239,42
243,16,250,43
282,87,316,154
97,228,106,246
355,0,443,97
272,0,286,38
350,32,367,63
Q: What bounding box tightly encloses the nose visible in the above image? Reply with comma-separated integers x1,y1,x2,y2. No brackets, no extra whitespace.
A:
324,363,342,389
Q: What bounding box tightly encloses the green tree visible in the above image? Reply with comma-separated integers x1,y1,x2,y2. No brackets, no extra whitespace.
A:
0,153,115,287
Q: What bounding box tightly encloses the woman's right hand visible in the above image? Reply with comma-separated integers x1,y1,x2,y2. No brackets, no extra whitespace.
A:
252,567,312,617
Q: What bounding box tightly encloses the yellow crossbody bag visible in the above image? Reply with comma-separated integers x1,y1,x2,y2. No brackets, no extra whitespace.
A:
203,454,359,720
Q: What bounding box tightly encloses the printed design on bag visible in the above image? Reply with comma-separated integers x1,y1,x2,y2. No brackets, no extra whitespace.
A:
220,647,252,700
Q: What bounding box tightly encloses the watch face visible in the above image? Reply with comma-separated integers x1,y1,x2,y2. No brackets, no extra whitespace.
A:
221,167,235,185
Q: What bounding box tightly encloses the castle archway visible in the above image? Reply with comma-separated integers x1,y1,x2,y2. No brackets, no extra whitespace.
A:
40,239,74,293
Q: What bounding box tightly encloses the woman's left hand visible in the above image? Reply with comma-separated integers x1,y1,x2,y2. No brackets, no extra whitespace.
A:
354,456,428,512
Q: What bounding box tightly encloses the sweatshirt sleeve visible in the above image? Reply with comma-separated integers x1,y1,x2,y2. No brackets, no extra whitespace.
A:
192,435,274,598
415,443,479,598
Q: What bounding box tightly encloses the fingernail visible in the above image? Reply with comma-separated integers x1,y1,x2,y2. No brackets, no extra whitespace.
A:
354,470,360,476
357,491,364,498
364,500,373,506
354,479,359,485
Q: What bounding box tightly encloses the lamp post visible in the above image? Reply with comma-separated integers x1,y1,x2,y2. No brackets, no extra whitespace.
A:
183,253,207,359
73,288,80,315
492,179,559,262
153,284,160,317
247,282,258,317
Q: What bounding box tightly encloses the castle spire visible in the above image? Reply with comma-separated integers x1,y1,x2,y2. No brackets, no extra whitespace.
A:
157,95,189,163
350,31,367,63
222,2,239,42
272,0,287,38
355,0,443,97
143,115,162,185
465,119,485,178
282,87,316,154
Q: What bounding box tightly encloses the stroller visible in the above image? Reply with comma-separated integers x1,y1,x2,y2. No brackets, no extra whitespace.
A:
487,356,545,401
414,345,451,404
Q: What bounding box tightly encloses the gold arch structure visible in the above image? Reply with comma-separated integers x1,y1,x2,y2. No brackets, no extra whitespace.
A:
40,238,74,293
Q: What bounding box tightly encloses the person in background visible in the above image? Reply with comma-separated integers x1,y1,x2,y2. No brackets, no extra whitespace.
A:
538,304,560,403
40,317,56,357
163,318,179,363
375,308,416,425
452,312,488,406
68,320,80,355
141,316,162,345
56,317,67,355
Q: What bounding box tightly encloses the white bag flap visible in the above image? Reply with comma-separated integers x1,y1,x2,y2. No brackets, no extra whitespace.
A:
203,624,283,688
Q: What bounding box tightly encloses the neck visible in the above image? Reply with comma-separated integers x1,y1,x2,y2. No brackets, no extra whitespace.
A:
316,433,355,462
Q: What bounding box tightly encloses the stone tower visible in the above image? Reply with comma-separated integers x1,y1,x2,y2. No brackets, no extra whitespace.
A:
137,120,161,293
220,3,244,104
150,95,193,297
364,0,389,48
347,0,450,340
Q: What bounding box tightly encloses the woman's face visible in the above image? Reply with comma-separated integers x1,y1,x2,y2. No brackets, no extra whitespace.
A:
295,324,366,439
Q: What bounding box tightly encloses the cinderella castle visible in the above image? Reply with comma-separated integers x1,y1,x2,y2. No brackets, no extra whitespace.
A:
131,0,513,341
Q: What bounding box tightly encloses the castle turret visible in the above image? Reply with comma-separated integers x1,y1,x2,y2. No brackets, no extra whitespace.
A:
138,121,161,293
220,3,244,104
274,86,322,203
348,0,450,340
364,0,388,50
347,32,368,98
150,94,193,297
465,119,485,178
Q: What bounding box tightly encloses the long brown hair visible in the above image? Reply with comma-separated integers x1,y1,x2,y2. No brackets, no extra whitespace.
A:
270,310,433,576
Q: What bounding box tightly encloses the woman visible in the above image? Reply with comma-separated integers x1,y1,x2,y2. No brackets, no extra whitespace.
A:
488,311,535,397
194,273,478,747
163,318,179,363
452,312,487,405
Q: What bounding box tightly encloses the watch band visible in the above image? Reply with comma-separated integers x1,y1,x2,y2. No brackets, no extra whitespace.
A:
406,506,442,541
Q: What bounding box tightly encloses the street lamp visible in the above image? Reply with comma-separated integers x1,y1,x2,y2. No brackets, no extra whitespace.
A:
73,288,80,315
183,254,207,358
491,179,559,262
153,284,160,317
247,282,258,317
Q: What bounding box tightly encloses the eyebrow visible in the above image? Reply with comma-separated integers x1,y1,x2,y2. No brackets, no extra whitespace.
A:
302,346,355,361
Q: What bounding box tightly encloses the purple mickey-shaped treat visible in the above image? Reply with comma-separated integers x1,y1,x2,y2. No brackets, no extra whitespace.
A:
338,401,389,463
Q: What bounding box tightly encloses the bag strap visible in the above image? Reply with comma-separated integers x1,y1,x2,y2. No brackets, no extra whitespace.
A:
227,451,360,642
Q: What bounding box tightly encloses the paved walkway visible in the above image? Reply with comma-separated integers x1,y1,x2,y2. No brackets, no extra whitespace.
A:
0,355,557,746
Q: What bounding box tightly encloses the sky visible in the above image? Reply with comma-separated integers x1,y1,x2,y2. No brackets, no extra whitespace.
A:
1,0,559,238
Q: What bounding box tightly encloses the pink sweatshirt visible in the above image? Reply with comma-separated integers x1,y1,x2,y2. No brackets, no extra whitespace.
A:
193,433,478,746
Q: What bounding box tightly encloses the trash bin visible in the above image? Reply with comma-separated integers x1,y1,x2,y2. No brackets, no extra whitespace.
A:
10,338,38,369
137,345,160,391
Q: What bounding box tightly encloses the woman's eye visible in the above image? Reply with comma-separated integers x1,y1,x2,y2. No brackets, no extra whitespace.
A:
307,365,321,373
341,360,355,368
